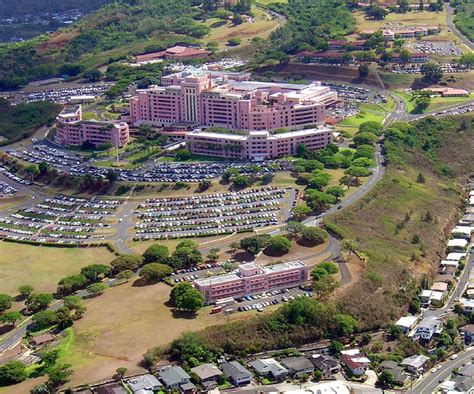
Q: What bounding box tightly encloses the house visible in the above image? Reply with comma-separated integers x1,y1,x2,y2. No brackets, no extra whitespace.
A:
419,290,433,307
429,290,444,305
460,324,474,345
341,355,366,376
445,252,466,262
29,333,56,348
96,383,127,394
451,226,473,239
191,363,223,383
220,361,252,386
423,87,470,97
413,317,441,341
180,381,197,393
458,363,474,378
452,375,474,392
126,374,162,393
431,282,448,293
249,358,289,381
280,356,314,377
394,316,418,334
459,298,474,314
159,366,191,390
377,362,409,386
328,40,347,50
401,355,430,374
310,354,341,378
447,238,468,252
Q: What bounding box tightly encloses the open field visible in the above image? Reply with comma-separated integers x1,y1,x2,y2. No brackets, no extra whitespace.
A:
202,7,279,48
427,94,474,112
0,243,115,295
0,194,29,211
55,280,250,386
354,10,446,32
340,103,387,126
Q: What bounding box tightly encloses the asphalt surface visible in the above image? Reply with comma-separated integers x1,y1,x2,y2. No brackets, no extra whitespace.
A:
446,4,473,51
410,347,474,394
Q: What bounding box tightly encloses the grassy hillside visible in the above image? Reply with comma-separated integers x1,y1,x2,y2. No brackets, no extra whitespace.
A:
453,1,474,42
326,115,474,329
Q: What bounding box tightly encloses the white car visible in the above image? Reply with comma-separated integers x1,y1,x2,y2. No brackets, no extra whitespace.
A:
450,354,458,360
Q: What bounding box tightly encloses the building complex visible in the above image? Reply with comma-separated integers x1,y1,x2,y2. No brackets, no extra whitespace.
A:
54,105,130,148
185,127,333,161
128,70,338,130
194,261,309,304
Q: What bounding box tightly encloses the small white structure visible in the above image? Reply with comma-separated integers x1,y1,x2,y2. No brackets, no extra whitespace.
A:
451,226,473,239
402,354,430,374
413,317,442,341
69,95,96,104
305,381,350,394
395,316,419,334
440,260,459,268
446,252,466,262
447,238,468,252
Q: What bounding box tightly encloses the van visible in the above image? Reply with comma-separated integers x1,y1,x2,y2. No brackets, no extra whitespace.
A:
211,306,222,314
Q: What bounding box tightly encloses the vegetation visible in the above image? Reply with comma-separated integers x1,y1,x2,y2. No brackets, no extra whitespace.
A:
326,115,473,329
0,99,61,144
452,1,474,42
170,282,204,312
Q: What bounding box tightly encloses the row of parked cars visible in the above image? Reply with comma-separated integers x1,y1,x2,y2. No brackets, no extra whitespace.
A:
22,83,111,104
0,181,17,196
0,166,32,185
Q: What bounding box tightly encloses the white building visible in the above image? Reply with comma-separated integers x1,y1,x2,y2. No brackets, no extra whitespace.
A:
413,317,442,341
447,238,468,252
395,316,419,334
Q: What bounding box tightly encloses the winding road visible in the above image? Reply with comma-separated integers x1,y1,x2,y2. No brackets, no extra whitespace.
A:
446,4,473,51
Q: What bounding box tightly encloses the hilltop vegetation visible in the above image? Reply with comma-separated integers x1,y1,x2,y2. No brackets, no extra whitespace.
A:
0,0,112,17
326,115,473,329
452,0,474,42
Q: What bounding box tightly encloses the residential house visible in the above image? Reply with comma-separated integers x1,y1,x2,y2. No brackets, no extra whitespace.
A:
191,363,223,383
378,361,409,386
419,289,433,307
159,366,191,390
126,374,162,393
460,325,474,345
431,282,448,294
413,317,441,341
452,375,474,392
310,354,341,378
447,238,468,252
220,361,252,386
280,356,314,377
249,358,289,381
401,355,430,374
445,252,466,262
451,226,473,239
460,298,474,314
29,333,56,348
394,316,418,334
458,364,474,378
341,355,366,376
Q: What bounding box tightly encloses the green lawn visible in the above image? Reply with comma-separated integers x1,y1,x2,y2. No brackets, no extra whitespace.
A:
427,94,474,112
340,103,387,127
392,90,416,113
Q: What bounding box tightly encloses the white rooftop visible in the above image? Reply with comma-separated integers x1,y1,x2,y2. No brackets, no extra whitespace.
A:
395,315,418,328
447,238,468,248
446,252,466,261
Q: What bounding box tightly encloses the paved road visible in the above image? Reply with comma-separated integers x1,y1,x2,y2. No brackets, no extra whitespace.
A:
410,347,474,394
446,4,473,51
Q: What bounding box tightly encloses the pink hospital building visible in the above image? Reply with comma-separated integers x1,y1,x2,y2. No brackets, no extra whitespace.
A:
185,127,333,161
194,261,309,304
128,70,338,130
55,105,130,148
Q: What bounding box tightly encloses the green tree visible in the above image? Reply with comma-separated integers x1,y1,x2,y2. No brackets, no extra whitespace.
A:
334,314,358,336
80,264,110,282
330,340,343,354
358,64,369,78
31,310,57,330
170,282,203,312
139,263,173,283
353,132,377,146
87,283,107,296
399,48,411,62
300,227,328,245
292,203,312,220
267,235,292,255
304,190,336,212
110,254,143,273
326,186,345,200
232,174,252,189
285,221,305,238
240,234,271,255
420,62,443,82
46,363,73,388
115,367,128,379
57,274,87,295
0,294,13,312
319,262,339,274
142,244,170,264
26,293,54,313
0,311,22,327
313,275,339,300
359,121,383,135
17,285,34,299
0,361,27,386
175,149,191,161
55,306,74,330
378,370,395,388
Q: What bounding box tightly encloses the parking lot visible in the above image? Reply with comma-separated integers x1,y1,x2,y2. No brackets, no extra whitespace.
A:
20,83,113,104
133,186,291,239
223,287,314,314
0,181,18,197
0,195,122,244
387,63,469,75
409,41,461,56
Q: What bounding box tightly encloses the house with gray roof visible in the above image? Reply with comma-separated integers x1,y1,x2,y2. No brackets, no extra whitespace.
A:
310,354,340,378
126,374,162,393
249,358,289,381
220,361,252,386
280,356,314,377
458,364,474,378
401,355,430,374
191,363,223,382
159,366,191,390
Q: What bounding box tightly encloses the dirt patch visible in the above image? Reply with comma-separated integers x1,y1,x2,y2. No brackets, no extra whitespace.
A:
36,31,79,53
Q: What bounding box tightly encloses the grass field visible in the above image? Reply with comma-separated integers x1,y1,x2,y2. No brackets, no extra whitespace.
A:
0,243,115,295
55,280,248,386
202,6,279,48
427,94,474,112
340,103,387,126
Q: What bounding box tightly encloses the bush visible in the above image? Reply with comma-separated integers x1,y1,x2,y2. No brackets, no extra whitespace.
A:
227,38,242,46
267,235,292,255
139,263,173,283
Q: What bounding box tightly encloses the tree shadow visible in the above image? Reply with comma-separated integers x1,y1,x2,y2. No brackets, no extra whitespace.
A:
171,309,198,319
296,239,322,248
0,324,14,335
131,277,156,287
231,251,254,262
263,247,288,257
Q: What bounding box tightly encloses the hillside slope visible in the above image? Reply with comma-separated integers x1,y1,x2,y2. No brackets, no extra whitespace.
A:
327,115,474,329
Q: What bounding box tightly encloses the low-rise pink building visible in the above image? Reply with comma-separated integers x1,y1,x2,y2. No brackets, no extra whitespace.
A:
185,127,333,161
194,261,309,304
55,105,130,148
129,71,338,130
